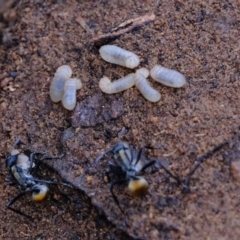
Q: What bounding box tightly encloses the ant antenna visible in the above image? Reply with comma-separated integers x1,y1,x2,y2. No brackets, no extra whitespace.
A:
117,127,126,142
94,127,127,164
11,138,24,151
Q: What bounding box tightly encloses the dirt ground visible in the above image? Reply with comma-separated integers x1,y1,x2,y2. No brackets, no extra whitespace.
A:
1,0,240,239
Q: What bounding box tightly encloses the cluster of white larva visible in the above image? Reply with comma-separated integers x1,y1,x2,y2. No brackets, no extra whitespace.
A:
99,45,186,102
49,65,82,110
99,67,161,102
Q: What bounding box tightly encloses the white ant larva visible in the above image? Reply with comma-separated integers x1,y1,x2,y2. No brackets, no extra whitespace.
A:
135,68,149,78
10,149,35,170
135,70,161,103
150,65,186,88
99,45,140,69
16,154,33,169
49,65,72,102
62,78,82,110
99,73,135,94
72,78,82,90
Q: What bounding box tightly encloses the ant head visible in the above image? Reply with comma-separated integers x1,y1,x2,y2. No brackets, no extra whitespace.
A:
31,185,49,203
113,142,129,155
128,177,148,196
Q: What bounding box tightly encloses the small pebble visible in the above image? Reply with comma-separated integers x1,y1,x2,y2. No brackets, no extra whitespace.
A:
231,161,240,183
1,77,12,88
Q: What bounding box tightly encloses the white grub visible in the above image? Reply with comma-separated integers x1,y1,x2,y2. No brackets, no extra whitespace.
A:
135,73,161,102
99,45,140,69
99,73,135,94
150,65,186,88
55,65,72,77
11,149,20,156
17,154,35,169
135,68,149,78
62,78,82,110
71,78,82,90
10,150,35,169
50,65,72,102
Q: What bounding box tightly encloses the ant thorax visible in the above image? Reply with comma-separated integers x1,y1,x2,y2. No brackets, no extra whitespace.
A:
113,142,131,169
112,141,145,175
11,165,36,188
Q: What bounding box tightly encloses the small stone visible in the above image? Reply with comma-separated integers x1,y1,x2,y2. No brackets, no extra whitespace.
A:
149,116,159,124
0,101,7,110
86,175,93,182
61,128,75,144
10,72,17,78
0,72,8,80
1,77,12,88
231,161,240,183
8,85,16,91
71,93,124,127
104,176,108,183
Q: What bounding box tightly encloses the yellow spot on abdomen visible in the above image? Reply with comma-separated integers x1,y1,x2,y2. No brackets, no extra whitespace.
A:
32,192,48,203
128,178,148,196
32,185,49,203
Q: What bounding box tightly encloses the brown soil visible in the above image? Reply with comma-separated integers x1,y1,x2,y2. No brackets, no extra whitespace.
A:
1,0,240,239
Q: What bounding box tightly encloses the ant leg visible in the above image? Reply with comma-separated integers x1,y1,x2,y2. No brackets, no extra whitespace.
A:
5,154,18,169
94,127,127,165
94,148,113,164
79,148,113,182
141,160,156,172
29,153,35,172
94,127,126,165
7,191,32,219
12,138,24,148
33,179,72,188
117,127,126,141
110,179,128,215
105,164,123,182
105,170,112,183
142,160,188,189
184,141,228,187
157,160,188,189
32,153,64,176
129,145,134,164
5,176,17,184
4,139,24,170
134,147,143,166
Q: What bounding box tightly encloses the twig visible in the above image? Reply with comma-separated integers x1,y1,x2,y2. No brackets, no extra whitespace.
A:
92,13,155,45
76,16,93,34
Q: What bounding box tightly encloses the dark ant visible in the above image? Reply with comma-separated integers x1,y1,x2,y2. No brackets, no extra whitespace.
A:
5,139,72,219
94,128,229,214
94,128,186,214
